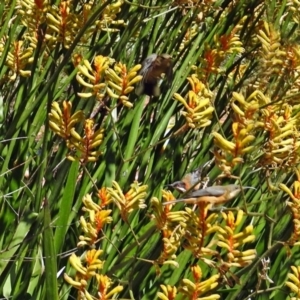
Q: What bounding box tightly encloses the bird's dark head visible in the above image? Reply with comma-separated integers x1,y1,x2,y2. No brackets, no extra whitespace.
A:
167,181,187,193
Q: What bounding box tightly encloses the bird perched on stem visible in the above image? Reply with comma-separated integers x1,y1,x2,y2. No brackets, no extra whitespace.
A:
167,168,203,194
163,185,254,206
135,53,173,97
167,160,213,194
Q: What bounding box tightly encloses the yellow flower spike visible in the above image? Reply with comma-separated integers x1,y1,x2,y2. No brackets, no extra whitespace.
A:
108,189,125,206
197,274,220,291
233,235,256,248
286,281,300,296
124,86,134,94
232,91,247,105
107,80,123,91
129,63,142,73
181,278,196,291
240,135,255,147
96,274,123,299
49,109,61,122
69,253,87,275
66,155,76,161
167,211,189,223
120,97,134,108
107,86,121,98
157,284,177,300
190,98,211,111
76,74,94,88
112,180,125,196
241,146,255,154
49,121,62,134
227,252,235,261
217,226,227,235
224,225,234,236
206,225,222,235
92,127,105,140
212,132,236,151
233,253,256,263
78,64,95,81
106,68,122,83
235,209,244,226
291,266,300,277
173,92,190,109
86,249,103,264
128,75,143,86
70,128,83,141
80,213,89,227
198,296,220,300
163,260,180,268
83,290,94,300
217,241,231,251
94,209,113,228
105,62,142,107
232,249,257,257
232,226,254,240
63,273,83,288
273,130,295,142
51,101,63,115
82,194,101,211
107,181,148,218
191,265,202,281
280,183,298,201
206,212,219,223
105,285,124,298
288,273,300,286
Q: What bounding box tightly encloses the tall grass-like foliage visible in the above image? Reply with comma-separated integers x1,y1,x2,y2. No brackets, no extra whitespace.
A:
2,0,300,299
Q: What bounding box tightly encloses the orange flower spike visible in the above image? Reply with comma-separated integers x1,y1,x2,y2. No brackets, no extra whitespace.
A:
219,34,230,52
98,274,112,298
60,1,70,26
187,75,202,95
204,48,217,74
72,54,83,67
84,119,94,137
94,210,113,232
96,274,123,299
62,100,72,126
191,265,202,282
294,179,300,199
85,249,103,266
98,187,112,207
119,64,128,93
34,0,44,10
93,56,110,83
157,285,178,300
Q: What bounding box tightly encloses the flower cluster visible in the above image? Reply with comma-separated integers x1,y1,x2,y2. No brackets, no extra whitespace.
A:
76,55,142,107
173,75,214,129
64,249,123,299
78,194,113,247
49,101,104,163
107,180,147,221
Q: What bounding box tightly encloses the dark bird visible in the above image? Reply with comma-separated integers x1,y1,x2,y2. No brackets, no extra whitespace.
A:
163,185,254,206
135,53,173,97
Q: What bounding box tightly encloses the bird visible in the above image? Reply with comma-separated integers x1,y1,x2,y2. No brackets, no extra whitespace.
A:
167,160,213,194
167,168,203,193
135,53,173,97
163,185,254,206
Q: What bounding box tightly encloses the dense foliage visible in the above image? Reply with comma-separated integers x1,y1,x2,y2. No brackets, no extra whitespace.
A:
1,0,300,299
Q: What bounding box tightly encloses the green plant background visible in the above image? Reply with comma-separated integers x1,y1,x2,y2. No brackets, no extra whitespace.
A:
1,0,300,299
